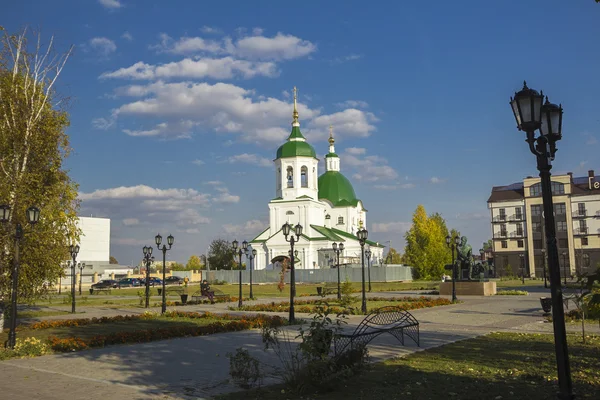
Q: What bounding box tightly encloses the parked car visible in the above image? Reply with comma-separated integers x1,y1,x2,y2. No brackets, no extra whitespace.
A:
140,277,163,286
164,276,184,285
91,280,119,289
118,278,141,288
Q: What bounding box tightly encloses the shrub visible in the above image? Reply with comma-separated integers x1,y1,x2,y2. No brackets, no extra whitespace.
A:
227,348,263,389
14,337,51,357
497,290,528,296
339,277,357,308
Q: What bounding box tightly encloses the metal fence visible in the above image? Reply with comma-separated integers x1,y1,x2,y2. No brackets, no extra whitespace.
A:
202,264,413,284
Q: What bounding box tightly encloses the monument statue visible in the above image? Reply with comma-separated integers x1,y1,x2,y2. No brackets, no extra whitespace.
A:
453,236,490,281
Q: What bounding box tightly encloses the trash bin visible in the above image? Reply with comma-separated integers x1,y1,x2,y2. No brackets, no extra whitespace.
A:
540,297,552,315
89,288,94,295
157,288,162,296
180,294,188,305
317,287,323,296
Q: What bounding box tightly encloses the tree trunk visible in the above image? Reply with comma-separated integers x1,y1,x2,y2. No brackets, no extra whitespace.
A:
0,301,5,333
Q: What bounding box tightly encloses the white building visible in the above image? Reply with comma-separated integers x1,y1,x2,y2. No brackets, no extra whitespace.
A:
77,216,110,264
250,88,384,270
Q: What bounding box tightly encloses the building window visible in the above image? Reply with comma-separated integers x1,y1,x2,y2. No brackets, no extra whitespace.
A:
556,221,567,232
533,239,542,249
515,207,522,219
499,208,506,220
530,183,541,197
286,166,294,188
581,237,588,246
325,214,331,220
554,203,566,215
338,216,344,225
501,240,507,249
558,238,568,248
517,240,524,248
531,182,564,196
551,181,565,195
500,223,507,236
531,222,541,233
583,254,590,268
531,204,542,216
301,166,308,188
516,223,523,236
577,203,586,216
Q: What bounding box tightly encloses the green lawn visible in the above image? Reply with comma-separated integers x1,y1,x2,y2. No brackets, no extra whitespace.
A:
219,332,600,400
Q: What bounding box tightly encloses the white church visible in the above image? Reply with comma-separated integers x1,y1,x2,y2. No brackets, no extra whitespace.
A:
250,88,384,270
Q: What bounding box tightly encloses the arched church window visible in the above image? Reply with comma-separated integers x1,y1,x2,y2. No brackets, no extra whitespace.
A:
301,166,308,187
286,211,294,215
338,216,344,225
325,214,331,219
287,166,294,188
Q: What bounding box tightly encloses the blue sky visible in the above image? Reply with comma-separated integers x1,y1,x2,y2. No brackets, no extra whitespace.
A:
3,0,600,265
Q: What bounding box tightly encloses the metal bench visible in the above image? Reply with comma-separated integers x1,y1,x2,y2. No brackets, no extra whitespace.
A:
165,286,185,296
191,288,230,303
89,288,112,295
333,306,420,356
317,282,339,296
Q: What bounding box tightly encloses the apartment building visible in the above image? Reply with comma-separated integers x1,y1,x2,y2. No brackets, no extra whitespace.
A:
487,170,600,278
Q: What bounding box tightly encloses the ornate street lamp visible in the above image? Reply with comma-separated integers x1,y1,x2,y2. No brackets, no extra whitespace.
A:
445,234,460,302
357,227,368,314
77,262,89,295
232,239,248,308
510,81,572,400
561,251,568,286
69,244,80,314
519,253,525,284
156,233,174,314
142,246,154,308
365,246,372,292
246,248,257,299
1,205,40,349
282,222,302,323
541,248,548,288
332,242,344,300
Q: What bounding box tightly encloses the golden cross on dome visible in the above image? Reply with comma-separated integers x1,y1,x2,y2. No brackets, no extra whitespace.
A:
328,125,335,145
292,86,299,124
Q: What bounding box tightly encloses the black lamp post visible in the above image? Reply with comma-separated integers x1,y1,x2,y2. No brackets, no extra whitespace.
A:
1,205,40,349
365,246,372,292
332,242,344,300
232,239,248,308
247,248,256,299
561,251,568,286
519,253,525,284
541,248,548,288
142,246,154,308
282,222,302,323
156,233,174,314
357,227,368,314
69,244,80,314
445,234,460,303
77,262,88,295
510,81,573,400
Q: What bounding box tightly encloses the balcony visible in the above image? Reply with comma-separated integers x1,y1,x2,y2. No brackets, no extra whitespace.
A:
492,215,507,223
508,214,525,221
494,231,508,238
510,231,525,238
574,227,588,236
572,210,587,218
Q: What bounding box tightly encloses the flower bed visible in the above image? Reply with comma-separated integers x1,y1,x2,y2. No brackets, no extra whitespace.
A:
45,312,285,352
232,296,452,314
496,290,528,296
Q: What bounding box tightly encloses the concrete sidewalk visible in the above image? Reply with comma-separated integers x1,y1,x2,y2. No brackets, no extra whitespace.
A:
1,292,597,400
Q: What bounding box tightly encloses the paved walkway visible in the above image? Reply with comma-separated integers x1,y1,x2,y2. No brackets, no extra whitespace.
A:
1,288,598,400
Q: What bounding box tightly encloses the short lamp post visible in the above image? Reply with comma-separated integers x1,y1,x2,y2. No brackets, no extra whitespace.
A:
156,233,174,314
232,239,248,308
142,246,154,308
282,222,302,323
510,81,573,399
365,246,372,292
1,205,40,349
445,234,460,303
519,253,525,284
541,248,548,288
69,244,80,314
332,242,344,300
247,248,257,299
561,251,568,286
77,262,88,295
357,227,368,314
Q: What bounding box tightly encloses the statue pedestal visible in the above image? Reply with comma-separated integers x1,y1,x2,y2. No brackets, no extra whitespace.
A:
440,281,496,296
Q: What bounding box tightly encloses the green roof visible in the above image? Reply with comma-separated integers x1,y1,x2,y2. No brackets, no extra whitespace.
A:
318,171,359,207
310,225,344,241
329,227,384,247
325,153,339,158
288,126,305,140
276,140,317,159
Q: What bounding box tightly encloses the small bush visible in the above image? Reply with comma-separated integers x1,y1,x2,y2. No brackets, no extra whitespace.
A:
497,290,528,296
227,348,262,389
339,278,357,308
14,337,51,357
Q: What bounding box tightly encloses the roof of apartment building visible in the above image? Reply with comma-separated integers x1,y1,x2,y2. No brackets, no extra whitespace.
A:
488,170,599,203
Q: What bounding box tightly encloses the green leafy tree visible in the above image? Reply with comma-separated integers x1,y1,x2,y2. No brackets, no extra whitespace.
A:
0,28,78,329
186,254,203,270
208,238,236,270
109,256,119,264
169,262,186,271
385,247,403,264
403,205,452,279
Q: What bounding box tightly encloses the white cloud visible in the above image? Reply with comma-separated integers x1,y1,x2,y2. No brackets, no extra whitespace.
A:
429,177,444,184
122,218,139,226
345,147,366,155
343,150,398,182
91,116,115,130
123,120,197,139
214,191,240,204
308,109,378,139
222,219,266,236
335,100,368,109
89,37,117,56
121,31,133,41
204,181,223,186
455,212,488,221
330,54,363,64
252,27,264,36
370,221,411,234
228,153,272,168
192,159,205,166
99,0,122,9
201,26,222,34
101,58,278,80
583,131,597,145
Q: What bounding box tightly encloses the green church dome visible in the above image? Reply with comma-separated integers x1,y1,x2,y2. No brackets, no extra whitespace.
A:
318,171,359,207
276,131,317,159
